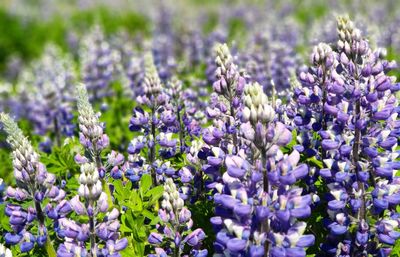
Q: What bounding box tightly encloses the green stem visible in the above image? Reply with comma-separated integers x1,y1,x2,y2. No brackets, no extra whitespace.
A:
44,235,57,257
89,211,97,257
321,70,327,160
353,99,366,220
53,117,61,147
149,106,157,185
102,179,113,209
229,104,238,154
33,200,56,257
261,148,270,256
93,150,113,209
176,104,185,154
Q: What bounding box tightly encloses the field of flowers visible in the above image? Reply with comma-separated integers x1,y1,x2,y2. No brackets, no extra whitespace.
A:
0,0,400,256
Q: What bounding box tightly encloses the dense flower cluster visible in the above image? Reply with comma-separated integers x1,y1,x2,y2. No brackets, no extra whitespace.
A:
0,2,400,257
148,178,207,257
76,83,110,161
127,52,177,184
80,26,116,105
15,44,75,151
292,16,400,256
126,51,206,186
56,162,127,257
208,79,315,256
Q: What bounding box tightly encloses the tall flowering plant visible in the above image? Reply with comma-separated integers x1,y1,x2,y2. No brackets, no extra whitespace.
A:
197,43,246,197
292,16,400,256
56,162,127,257
55,83,128,257
148,178,207,257
75,83,128,208
0,113,65,256
80,25,116,105
15,44,75,150
208,43,246,153
210,82,315,257
128,52,181,185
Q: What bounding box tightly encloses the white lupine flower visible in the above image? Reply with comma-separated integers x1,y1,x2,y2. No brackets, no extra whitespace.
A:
78,163,102,201
0,113,42,190
76,83,104,140
0,243,12,257
242,82,275,124
143,52,162,96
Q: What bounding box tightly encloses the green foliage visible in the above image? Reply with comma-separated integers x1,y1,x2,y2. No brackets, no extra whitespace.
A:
305,203,325,255
189,197,215,255
69,7,149,36
0,7,149,74
228,18,247,49
202,11,219,34
293,1,327,24
113,174,164,257
101,81,133,151
0,204,11,233
0,145,13,184
392,241,400,256
40,138,81,179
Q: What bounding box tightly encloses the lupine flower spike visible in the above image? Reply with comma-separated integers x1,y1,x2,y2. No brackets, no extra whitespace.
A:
0,113,63,256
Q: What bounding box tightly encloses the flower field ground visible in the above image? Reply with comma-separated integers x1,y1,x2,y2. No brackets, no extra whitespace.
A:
0,0,400,256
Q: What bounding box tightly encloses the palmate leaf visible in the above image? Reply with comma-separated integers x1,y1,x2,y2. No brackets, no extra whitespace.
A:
127,191,144,212
139,174,152,197
113,174,164,257
40,138,81,178
144,186,163,206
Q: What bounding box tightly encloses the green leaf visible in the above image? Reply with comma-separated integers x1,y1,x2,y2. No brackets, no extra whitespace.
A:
139,174,152,197
307,156,323,169
126,191,143,212
145,185,164,205
44,234,57,257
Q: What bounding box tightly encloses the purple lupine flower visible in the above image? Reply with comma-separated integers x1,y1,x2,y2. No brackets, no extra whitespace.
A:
75,83,127,208
76,83,110,154
148,178,207,256
319,17,399,256
166,77,205,152
242,35,299,102
126,54,145,98
15,44,75,149
291,16,400,256
57,163,127,257
181,28,205,68
208,79,314,256
151,3,179,82
0,113,64,254
80,25,116,104
127,52,193,186
195,43,248,200
208,43,246,153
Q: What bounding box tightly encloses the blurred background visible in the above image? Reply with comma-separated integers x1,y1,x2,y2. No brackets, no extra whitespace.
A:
0,0,399,75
